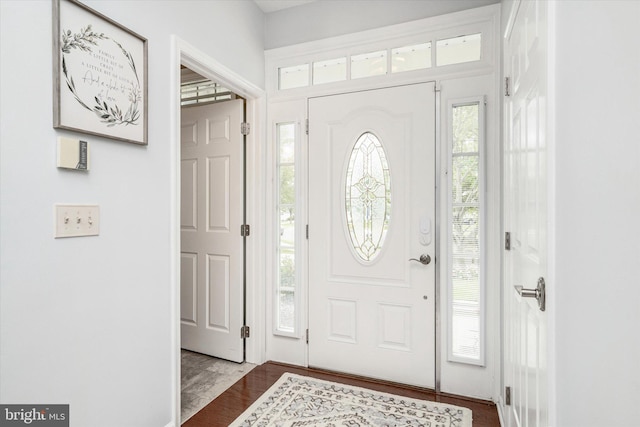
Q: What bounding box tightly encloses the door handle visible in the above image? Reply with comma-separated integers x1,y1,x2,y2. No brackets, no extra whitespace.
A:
514,277,546,312
409,254,431,265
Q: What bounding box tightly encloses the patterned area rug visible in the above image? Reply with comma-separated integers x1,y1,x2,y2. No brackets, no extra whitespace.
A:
230,373,472,426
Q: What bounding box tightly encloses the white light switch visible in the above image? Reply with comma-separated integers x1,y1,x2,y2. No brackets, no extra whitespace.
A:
54,204,100,238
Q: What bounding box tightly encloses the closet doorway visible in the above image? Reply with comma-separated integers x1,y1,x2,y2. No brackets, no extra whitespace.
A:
179,67,246,363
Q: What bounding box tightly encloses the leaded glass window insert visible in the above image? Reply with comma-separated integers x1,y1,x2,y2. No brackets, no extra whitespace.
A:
345,132,391,262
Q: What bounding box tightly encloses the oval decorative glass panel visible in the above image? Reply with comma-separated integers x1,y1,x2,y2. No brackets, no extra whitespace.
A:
345,132,391,262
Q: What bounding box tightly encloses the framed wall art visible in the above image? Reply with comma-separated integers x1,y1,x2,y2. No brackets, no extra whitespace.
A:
53,0,148,145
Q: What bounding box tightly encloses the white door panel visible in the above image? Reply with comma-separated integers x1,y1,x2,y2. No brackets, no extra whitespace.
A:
309,84,436,388
180,100,244,362
504,0,548,425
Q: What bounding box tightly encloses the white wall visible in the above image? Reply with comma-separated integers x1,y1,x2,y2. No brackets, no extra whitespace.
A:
0,1,264,426
552,1,640,426
265,0,500,49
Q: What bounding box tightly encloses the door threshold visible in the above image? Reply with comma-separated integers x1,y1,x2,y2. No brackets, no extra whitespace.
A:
268,360,493,406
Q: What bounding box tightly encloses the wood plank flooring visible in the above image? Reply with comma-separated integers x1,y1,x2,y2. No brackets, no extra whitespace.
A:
183,361,501,427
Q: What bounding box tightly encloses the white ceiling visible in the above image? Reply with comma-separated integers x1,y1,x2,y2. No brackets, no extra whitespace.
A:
254,0,317,13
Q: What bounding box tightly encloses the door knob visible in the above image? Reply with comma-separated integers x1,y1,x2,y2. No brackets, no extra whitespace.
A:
409,254,431,265
514,277,546,312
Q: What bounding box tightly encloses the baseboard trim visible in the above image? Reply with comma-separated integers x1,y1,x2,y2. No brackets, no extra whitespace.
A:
496,397,506,427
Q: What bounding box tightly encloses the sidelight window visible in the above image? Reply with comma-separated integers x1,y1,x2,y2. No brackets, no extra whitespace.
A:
276,123,297,334
448,99,485,365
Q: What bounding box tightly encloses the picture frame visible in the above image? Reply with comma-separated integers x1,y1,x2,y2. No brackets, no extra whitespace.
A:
53,0,148,145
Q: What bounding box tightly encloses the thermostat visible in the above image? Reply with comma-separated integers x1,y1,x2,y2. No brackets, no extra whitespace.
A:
57,136,89,171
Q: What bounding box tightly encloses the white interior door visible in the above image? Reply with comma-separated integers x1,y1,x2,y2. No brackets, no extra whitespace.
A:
504,0,548,425
180,99,244,363
308,83,436,388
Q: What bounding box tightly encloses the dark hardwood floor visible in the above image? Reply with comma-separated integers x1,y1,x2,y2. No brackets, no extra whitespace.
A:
183,361,501,427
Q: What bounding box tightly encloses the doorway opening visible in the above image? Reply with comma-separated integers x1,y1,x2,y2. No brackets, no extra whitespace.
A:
170,37,266,427
179,65,246,363
178,65,252,423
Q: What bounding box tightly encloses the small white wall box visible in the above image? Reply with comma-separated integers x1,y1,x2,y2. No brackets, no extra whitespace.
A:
57,137,89,171
54,204,100,238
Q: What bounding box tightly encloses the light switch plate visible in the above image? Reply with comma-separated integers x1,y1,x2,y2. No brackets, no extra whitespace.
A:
54,204,100,238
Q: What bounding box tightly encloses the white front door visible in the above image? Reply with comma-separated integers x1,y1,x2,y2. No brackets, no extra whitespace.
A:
180,99,244,363
503,0,548,425
308,83,436,388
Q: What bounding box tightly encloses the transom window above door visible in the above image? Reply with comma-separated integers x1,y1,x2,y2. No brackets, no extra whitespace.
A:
277,33,483,91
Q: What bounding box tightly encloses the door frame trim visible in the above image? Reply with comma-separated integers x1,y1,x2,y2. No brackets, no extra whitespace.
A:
169,36,266,427
434,83,442,393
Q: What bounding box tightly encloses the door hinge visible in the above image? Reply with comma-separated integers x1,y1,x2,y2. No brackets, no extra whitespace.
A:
306,328,309,344
505,231,511,250
241,122,251,136
505,77,511,97
305,119,309,135
241,224,250,237
505,386,511,406
306,224,309,240
241,325,250,339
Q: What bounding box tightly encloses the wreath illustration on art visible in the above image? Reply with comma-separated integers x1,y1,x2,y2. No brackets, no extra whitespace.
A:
60,24,141,127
